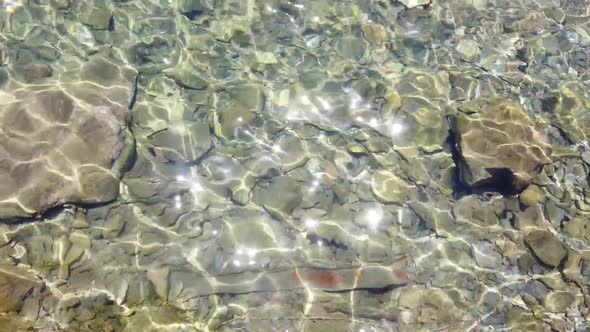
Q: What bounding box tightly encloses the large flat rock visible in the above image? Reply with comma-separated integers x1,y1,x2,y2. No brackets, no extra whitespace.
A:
450,97,552,192
0,55,136,219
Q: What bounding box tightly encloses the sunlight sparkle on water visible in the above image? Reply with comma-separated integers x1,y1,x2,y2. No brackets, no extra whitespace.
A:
317,97,332,111
390,122,405,136
304,218,319,229
366,207,383,230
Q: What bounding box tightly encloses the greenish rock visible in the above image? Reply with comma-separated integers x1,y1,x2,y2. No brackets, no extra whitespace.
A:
102,212,126,239
563,217,590,241
519,185,545,207
77,165,120,202
356,266,408,288
255,52,278,65
275,134,308,172
172,63,208,89
216,105,256,139
11,64,53,83
453,196,499,227
228,84,265,112
346,143,366,155
334,35,366,60
362,23,387,45
230,187,250,205
178,0,213,17
517,253,535,274
0,43,6,66
544,291,576,313
471,241,502,269
544,8,565,23
525,230,567,267
209,17,251,42
146,122,212,163
507,308,543,332
408,201,454,236
383,88,401,113
332,182,349,205
81,7,113,30
455,39,480,62
543,85,590,143
258,177,303,220
370,170,412,204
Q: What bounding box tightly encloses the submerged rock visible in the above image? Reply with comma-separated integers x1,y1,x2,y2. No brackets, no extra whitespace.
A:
450,97,552,192
525,229,567,267
0,55,136,219
371,170,412,204
258,176,303,220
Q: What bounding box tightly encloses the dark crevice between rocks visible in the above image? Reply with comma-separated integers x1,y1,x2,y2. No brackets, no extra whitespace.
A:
324,283,407,294
108,16,115,32
471,168,519,196
128,73,139,110
0,199,116,226
524,242,568,272
447,130,518,198
446,129,469,199
306,233,348,251
182,10,204,20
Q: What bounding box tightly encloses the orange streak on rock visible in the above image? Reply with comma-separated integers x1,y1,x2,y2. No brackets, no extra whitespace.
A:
393,269,410,283
299,269,342,288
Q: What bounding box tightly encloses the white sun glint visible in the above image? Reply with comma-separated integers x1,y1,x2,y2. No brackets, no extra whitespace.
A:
348,90,363,109
390,122,405,136
366,207,383,230
174,195,182,209
317,97,332,111
312,16,320,22
304,218,319,229
234,247,257,267
247,249,257,258
191,181,203,193
4,0,21,13
300,95,312,105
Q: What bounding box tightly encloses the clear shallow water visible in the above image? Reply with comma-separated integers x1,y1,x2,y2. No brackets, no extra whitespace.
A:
0,0,589,331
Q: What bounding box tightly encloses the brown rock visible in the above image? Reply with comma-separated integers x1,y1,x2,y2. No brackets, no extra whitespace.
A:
450,97,552,192
525,230,567,267
0,55,137,219
519,185,546,207
0,265,39,313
